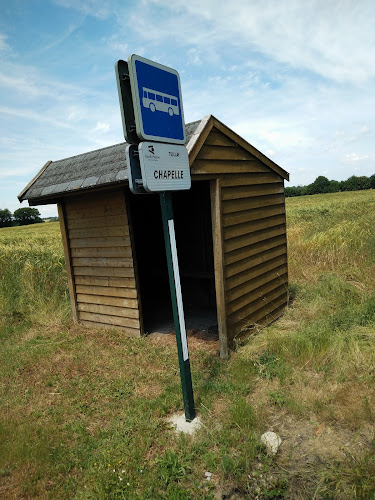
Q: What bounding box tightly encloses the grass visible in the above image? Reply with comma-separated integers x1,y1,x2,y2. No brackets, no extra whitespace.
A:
0,190,375,499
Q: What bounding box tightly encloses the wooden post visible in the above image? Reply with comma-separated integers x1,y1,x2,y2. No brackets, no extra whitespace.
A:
58,202,78,323
123,189,145,336
210,179,229,359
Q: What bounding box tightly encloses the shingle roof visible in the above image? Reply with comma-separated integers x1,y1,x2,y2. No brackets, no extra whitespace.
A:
19,115,289,203
19,119,202,203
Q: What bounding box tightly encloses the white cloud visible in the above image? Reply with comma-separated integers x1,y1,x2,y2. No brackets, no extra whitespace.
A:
134,0,375,84
0,73,54,99
38,19,85,52
0,106,76,130
348,125,371,143
342,153,372,163
102,34,128,54
187,48,201,65
0,61,107,101
93,121,110,132
66,107,87,122
53,0,115,20
0,34,10,52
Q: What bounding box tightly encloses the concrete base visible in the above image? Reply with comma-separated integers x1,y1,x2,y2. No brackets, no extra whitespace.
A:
167,413,202,435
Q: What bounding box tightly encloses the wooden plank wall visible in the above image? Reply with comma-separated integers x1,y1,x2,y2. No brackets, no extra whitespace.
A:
222,175,288,341
193,127,288,346
64,190,141,336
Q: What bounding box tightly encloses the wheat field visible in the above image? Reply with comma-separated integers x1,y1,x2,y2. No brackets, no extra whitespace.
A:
0,222,69,324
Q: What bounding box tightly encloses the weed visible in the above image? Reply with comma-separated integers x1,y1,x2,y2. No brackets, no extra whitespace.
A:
268,390,286,407
255,350,287,382
155,450,190,487
318,439,375,499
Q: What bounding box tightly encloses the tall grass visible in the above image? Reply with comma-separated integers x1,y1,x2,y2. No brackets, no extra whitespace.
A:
287,190,375,286
233,191,375,498
242,191,375,373
280,191,375,372
0,222,70,325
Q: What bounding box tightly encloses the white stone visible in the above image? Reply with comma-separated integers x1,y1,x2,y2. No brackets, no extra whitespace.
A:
167,413,202,435
260,431,282,455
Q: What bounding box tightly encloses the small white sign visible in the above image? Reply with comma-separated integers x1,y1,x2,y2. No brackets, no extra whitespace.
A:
138,142,191,192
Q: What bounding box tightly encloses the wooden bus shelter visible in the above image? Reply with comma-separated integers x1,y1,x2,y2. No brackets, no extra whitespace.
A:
19,115,289,358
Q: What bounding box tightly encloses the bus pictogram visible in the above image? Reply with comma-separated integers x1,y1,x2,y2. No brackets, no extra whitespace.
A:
142,87,179,116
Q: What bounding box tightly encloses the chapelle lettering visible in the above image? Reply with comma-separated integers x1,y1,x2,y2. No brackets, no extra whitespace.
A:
154,170,184,180
137,141,190,192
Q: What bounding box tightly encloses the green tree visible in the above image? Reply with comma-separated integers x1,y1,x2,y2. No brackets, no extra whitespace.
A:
329,180,341,192
357,176,371,190
341,175,371,191
0,208,13,227
285,186,302,197
13,207,43,226
305,176,331,195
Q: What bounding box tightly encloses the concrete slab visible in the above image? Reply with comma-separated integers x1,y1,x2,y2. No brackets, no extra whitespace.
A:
167,413,202,435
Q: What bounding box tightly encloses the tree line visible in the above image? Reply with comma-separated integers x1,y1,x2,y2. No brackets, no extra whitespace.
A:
285,174,375,197
0,207,44,228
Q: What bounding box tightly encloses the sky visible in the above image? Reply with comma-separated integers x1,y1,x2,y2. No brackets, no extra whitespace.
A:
1,0,374,217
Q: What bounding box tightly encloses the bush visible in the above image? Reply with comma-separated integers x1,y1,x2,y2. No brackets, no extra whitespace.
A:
286,174,375,197
13,207,43,226
0,209,12,228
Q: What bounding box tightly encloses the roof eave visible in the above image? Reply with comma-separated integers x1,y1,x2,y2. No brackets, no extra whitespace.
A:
186,115,214,164
18,161,52,202
25,178,131,206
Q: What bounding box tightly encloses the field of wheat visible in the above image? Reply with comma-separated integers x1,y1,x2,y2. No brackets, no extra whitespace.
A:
287,190,375,286
0,222,69,324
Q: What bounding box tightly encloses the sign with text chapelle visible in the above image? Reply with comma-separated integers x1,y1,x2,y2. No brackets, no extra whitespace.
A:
138,142,190,193
128,54,186,145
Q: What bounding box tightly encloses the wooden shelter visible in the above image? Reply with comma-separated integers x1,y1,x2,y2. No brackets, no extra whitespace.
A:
19,115,289,357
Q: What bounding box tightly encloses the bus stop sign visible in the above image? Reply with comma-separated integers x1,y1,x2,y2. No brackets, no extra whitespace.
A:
128,54,186,145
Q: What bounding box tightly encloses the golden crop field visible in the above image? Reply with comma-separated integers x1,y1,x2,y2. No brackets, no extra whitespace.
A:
0,221,69,324
286,190,375,286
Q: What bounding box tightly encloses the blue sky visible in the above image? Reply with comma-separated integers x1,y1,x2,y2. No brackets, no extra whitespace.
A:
1,0,374,217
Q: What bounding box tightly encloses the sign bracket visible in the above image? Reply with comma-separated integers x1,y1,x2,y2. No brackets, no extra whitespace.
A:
115,60,140,145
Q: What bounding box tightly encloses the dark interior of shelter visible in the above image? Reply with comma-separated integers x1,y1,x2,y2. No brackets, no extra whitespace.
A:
128,181,218,336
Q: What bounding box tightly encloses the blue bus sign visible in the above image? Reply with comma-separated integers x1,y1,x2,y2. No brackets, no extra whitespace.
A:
128,54,186,145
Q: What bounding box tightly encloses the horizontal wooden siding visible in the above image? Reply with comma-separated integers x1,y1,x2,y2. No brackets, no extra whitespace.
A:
222,175,288,341
192,127,288,346
65,190,141,336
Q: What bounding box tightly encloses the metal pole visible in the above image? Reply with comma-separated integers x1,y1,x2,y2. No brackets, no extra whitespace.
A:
159,192,196,421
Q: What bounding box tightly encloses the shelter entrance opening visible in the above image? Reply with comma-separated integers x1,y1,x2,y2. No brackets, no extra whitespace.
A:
128,181,218,337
